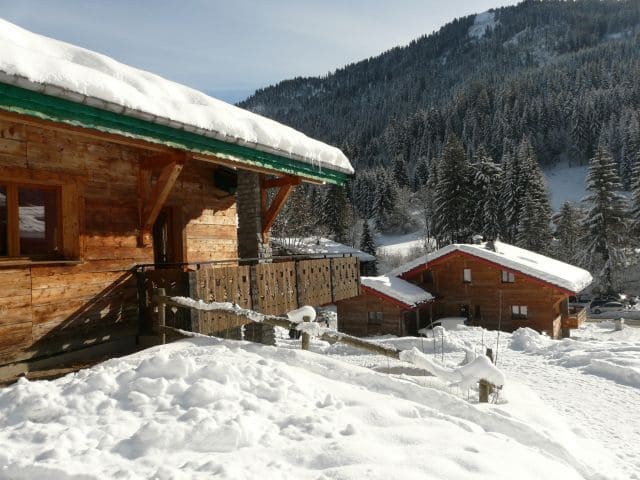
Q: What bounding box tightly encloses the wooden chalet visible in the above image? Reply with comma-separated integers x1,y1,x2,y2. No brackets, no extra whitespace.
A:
391,241,593,338
0,20,358,379
337,241,592,339
337,275,433,337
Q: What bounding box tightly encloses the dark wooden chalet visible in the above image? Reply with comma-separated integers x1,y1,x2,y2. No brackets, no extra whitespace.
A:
392,241,592,338
0,21,358,379
337,275,433,337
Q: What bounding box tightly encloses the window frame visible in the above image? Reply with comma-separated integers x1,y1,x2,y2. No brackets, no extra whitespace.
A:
501,270,515,283
463,268,472,283
367,311,384,325
511,305,528,319
0,167,83,264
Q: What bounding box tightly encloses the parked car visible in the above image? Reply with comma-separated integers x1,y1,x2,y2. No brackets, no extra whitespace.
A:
590,301,625,314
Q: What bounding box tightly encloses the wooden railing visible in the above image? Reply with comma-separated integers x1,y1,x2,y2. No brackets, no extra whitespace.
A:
138,256,360,336
564,305,587,329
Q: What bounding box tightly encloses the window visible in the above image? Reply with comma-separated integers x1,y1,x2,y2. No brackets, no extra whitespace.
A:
422,270,433,283
463,268,472,283
501,270,515,283
0,169,80,262
18,186,60,256
368,311,383,325
511,305,528,319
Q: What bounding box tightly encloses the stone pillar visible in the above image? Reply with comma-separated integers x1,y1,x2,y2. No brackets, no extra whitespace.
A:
236,171,275,344
236,172,272,260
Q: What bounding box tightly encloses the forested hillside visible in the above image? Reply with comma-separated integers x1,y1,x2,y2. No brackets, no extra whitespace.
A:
242,0,640,183
245,0,640,290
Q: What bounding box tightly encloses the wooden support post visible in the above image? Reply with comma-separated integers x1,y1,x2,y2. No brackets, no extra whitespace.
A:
155,288,167,345
479,348,494,403
301,315,311,350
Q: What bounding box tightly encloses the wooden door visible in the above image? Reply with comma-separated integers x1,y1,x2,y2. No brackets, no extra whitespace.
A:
152,207,182,265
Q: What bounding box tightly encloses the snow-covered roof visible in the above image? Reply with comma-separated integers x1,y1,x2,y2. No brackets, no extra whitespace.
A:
361,275,433,308
272,237,375,262
0,18,353,176
390,241,593,293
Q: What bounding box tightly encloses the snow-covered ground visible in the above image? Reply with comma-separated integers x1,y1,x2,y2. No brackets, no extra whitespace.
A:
0,323,637,479
544,162,589,210
376,232,428,257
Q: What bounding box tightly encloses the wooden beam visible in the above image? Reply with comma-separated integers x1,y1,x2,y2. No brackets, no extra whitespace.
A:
139,154,187,244
261,183,295,235
261,175,301,189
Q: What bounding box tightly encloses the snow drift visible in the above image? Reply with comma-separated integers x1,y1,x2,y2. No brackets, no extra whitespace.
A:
0,337,597,480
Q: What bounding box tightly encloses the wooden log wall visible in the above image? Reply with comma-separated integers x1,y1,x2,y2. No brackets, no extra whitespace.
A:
0,114,238,366
406,253,566,337
336,290,404,337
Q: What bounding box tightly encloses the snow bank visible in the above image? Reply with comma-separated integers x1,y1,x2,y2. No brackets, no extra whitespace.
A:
361,275,433,307
0,338,595,479
510,327,551,352
0,18,353,175
510,323,640,389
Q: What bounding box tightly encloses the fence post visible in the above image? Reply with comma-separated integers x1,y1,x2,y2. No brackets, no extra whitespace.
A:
479,348,494,403
301,315,311,350
155,287,166,345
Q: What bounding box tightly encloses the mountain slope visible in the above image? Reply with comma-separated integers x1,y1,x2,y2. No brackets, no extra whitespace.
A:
241,0,640,184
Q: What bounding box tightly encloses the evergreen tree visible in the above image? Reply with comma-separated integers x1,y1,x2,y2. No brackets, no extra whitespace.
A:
434,134,472,244
272,186,316,242
552,201,584,264
359,221,378,275
391,155,411,189
374,171,398,232
629,156,640,241
321,184,351,244
471,146,503,241
413,156,430,191
515,146,553,254
581,145,628,292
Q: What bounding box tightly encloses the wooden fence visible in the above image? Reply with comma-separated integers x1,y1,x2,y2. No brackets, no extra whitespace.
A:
139,256,360,336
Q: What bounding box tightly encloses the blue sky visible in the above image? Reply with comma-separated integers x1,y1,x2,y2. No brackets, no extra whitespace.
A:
1,1,520,103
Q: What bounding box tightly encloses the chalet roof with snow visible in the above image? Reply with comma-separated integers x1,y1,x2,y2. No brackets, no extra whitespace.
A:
361,275,434,309
272,237,375,262
0,19,353,184
390,240,593,294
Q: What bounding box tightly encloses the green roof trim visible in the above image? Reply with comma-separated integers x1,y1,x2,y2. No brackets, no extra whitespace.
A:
0,82,350,185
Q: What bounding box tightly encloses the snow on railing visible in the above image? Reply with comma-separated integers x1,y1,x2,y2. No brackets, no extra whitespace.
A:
151,292,505,403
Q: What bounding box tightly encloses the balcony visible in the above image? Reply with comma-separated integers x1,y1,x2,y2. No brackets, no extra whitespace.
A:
138,255,360,335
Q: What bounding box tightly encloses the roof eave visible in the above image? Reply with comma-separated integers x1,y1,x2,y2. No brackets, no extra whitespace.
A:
0,79,352,185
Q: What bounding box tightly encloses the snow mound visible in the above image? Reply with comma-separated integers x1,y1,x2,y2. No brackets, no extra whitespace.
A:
400,348,505,388
0,18,353,175
0,338,596,479
510,327,551,352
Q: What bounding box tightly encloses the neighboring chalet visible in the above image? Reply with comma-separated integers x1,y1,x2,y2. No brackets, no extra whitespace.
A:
337,275,433,337
0,20,357,378
272,237,376,275
338,241,592,339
